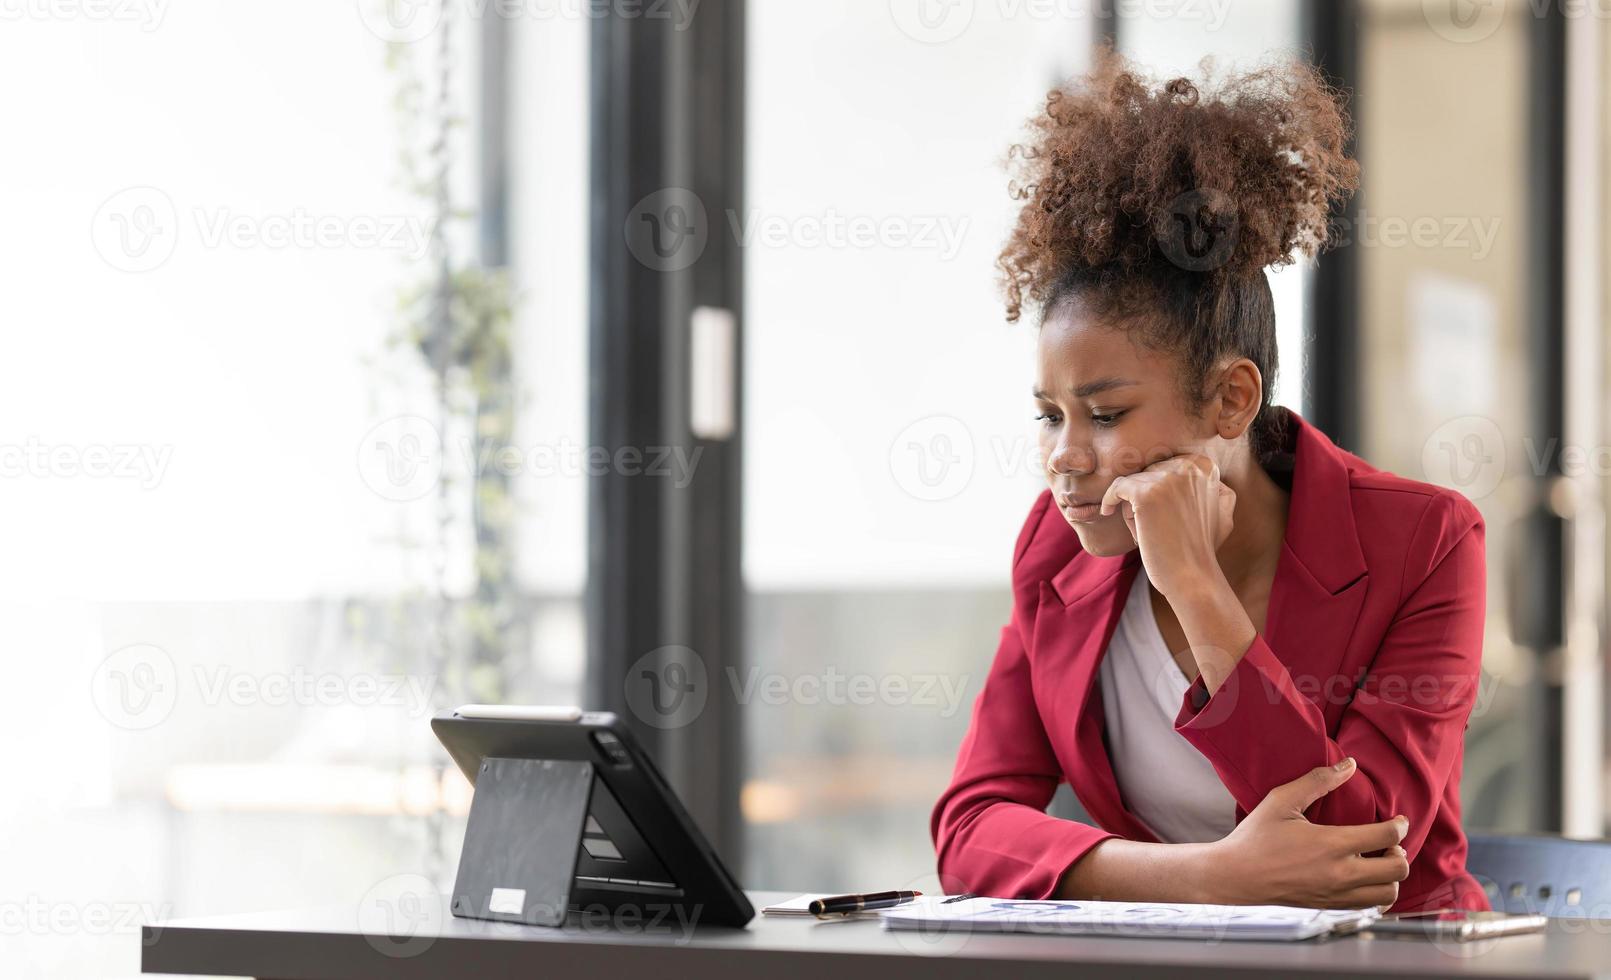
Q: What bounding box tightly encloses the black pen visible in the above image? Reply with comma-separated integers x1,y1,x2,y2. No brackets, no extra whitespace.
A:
809,890,922,918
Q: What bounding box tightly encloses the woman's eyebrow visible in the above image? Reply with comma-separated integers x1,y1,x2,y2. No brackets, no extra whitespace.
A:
1032,377,1139,400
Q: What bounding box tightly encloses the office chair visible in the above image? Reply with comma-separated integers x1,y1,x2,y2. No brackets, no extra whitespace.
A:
1465,833,1611,918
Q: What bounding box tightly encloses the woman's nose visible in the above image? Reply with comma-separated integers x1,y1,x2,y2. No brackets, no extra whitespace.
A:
1046,439,1095,477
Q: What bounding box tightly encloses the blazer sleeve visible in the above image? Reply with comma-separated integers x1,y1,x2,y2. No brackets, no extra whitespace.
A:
1172,490,1485,863
930,494,1118,899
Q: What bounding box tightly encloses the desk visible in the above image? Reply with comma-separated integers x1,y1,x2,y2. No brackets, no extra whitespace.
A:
143,890,1610,980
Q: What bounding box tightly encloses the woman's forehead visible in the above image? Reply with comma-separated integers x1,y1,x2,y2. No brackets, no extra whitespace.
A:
1036,311,1167,386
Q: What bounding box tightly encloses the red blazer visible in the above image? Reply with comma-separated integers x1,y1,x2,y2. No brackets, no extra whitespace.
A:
931,408,1489,913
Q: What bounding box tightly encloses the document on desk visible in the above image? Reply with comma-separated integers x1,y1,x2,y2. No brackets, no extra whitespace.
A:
880,897,1380,942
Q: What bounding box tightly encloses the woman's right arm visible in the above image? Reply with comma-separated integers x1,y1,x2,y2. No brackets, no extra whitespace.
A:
1056,758,1412,908
930,493,1122,899
934,493,1410,908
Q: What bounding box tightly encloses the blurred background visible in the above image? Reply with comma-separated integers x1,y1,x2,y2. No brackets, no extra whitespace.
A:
3,0,1609,974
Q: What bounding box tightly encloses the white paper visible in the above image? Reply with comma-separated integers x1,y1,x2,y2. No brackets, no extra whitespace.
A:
879,897,1379,942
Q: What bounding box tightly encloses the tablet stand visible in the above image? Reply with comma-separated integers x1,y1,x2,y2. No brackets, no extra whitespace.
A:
449,756,594,927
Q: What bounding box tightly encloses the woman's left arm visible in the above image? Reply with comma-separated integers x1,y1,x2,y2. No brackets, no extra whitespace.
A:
1172,491,1485,864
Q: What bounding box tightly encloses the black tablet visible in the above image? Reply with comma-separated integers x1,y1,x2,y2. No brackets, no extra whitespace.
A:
431,705,754,928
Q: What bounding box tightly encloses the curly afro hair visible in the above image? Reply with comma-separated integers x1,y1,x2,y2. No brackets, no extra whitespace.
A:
1000,47,1359,465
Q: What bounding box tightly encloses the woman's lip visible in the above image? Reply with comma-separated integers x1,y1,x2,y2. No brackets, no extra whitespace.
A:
1063,502,1103,522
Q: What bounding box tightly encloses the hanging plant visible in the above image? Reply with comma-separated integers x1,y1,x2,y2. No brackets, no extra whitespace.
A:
377,0,521,710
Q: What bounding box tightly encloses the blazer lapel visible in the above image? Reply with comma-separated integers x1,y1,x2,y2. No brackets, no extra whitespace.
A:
1034,545,1156,841
1261,412,1371,738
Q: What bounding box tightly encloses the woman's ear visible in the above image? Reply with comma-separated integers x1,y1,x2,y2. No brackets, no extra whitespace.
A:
1211,357,1264,440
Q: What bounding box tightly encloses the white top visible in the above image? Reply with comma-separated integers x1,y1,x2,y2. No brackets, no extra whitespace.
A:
1097,565,1238,843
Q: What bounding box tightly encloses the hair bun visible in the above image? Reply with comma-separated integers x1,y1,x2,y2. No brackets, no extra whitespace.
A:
999,48,1360,322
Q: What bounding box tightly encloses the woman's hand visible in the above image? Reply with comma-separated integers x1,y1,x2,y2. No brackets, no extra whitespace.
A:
1208,758,1411,909
1099,453,1235,601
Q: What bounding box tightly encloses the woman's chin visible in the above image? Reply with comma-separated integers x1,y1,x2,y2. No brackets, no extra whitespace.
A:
1068,520,1138,557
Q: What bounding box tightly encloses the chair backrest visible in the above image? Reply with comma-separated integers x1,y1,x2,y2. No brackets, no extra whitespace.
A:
1465,833,1611,917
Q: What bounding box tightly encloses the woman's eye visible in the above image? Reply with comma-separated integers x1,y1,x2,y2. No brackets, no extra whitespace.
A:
1033,413,1061,426
1091,411,1126,428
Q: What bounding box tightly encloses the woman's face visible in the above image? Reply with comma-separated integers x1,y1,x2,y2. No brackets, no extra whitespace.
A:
1034,303,1221,556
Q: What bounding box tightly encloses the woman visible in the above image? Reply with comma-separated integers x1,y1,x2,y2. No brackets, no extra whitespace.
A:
931,52,1488,913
